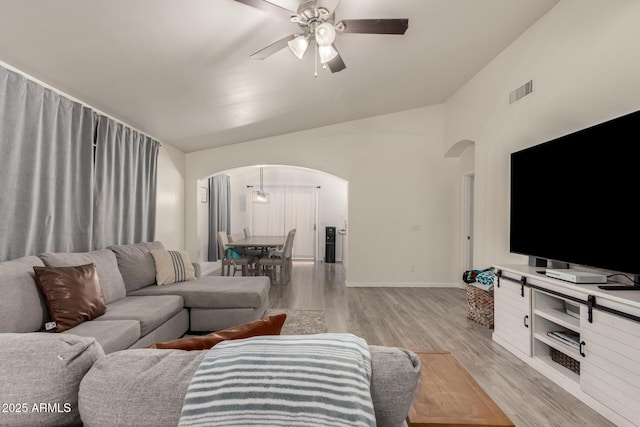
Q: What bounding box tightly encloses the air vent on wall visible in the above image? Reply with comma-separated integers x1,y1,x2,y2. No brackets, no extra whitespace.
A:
509,80,533,104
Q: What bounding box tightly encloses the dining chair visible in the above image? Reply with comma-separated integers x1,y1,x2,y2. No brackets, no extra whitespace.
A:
230,231,263,260
257,229,296,285
243,227,251,238
217,231,251,276
228,232,245,243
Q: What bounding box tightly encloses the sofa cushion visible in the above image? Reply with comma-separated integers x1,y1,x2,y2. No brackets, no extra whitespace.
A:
128,275,269,309
109,241,165,293
148,313,287,350
33,263,107,333
150,249,195,285
0,333,104,426
369,345,421,427
63,319,140,355
95,295,184,337
0,255,49,333
190,306,267,332
39,249,127,304
128,309,190,349
79,349,206,427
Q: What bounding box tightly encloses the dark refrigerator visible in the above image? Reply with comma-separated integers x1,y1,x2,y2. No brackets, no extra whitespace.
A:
325,226,336,263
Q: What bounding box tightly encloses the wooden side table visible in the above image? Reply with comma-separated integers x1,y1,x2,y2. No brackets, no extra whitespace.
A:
407,351,514,427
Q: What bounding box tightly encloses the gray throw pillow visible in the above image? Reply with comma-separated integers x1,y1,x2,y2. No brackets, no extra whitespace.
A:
0,333,104,426
109,241,165,293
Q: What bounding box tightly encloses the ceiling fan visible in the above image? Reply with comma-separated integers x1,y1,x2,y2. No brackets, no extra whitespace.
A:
233,0,409,73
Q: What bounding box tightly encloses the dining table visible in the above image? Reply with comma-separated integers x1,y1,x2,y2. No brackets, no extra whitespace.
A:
226,235,287,276
226,236,286,250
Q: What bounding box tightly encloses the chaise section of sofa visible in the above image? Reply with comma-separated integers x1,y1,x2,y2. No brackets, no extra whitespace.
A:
111,241,271,332
128,275,270,331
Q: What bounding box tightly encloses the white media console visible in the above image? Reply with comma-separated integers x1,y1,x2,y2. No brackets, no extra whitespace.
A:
493,265,640,426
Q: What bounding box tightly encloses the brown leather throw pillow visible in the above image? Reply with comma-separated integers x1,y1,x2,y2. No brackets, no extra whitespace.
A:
33,263,107,333
148,313,287,350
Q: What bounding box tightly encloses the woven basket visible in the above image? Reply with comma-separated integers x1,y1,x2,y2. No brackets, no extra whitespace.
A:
466,285,494,329
550,347,580,374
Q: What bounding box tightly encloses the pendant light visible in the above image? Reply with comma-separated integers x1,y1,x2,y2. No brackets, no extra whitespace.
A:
253,167,269,203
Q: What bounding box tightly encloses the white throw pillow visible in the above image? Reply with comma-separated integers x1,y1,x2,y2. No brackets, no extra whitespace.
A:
150,250,195,285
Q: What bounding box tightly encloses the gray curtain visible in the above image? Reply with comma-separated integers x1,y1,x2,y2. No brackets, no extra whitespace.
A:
0,66,95,261
92,115,160,249
208,174,230,261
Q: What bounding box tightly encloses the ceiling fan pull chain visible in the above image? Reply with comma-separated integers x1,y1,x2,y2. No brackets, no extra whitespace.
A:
314,42,318,78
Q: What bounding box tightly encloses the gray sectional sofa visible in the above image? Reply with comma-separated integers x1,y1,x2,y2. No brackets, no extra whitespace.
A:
0,242,422,427
0,241,270,353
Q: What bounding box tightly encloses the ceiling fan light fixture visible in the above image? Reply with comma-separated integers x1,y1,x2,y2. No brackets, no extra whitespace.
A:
288,35,309,59
318,44,338,63
315,22,336,47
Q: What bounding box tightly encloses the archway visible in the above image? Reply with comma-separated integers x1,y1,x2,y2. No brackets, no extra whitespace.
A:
194,164,349,276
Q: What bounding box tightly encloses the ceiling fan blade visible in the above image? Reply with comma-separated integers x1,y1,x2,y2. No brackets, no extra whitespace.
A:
327,45,346,73
233,0,296,19
316,0,341,15
250,34,296,60
337,19,409,35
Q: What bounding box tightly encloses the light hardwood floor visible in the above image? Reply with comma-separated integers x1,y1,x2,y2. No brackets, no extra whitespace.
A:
268,260,615,427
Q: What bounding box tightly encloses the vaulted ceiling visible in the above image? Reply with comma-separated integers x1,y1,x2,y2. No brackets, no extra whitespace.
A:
0,0,559,152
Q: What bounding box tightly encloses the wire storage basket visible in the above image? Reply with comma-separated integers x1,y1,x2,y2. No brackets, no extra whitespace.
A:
466,285,494,329
550,347,580,374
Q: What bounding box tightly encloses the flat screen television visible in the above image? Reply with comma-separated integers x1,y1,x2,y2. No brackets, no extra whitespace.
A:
510,109,639,277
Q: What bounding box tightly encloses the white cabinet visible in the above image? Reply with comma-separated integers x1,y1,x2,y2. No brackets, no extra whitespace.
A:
493,265,640,427
580,305,640,425
493,269,531,357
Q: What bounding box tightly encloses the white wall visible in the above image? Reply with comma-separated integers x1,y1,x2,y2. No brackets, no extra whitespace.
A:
444,0,640,269
185,105,463,287
155,142,186,250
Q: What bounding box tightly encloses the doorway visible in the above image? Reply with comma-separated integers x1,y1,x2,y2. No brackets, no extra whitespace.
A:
463,173,475,270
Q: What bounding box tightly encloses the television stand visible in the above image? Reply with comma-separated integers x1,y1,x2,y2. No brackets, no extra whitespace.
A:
492,264,640,427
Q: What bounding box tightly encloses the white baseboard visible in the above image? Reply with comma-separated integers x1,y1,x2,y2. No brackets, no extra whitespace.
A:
345,281,461,288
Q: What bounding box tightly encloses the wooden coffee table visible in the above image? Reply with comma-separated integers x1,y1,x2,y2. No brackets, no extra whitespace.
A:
407,351,514,427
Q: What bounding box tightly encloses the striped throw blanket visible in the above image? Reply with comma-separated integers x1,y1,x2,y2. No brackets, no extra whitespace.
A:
178,333,376,427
